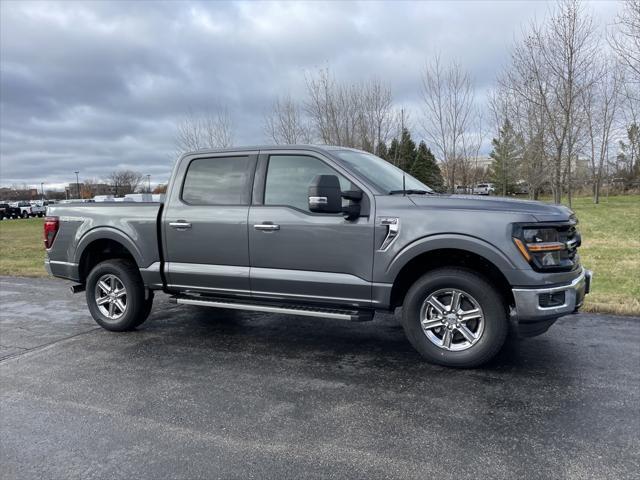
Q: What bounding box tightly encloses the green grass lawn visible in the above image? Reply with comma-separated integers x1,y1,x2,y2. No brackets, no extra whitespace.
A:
0,217,46,277
1,196,638,315
562,195,639,316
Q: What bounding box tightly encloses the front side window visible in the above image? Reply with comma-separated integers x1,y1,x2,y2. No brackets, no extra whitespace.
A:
264,155,351,212
182,156,251,205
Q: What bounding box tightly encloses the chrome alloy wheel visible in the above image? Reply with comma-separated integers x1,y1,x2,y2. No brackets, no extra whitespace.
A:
419,288,485,351
95,274,127,321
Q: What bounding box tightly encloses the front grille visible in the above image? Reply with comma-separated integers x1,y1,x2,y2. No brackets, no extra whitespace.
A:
559,225,581,265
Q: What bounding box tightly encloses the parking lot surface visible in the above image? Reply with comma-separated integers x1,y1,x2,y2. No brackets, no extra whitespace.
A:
1,276,639,479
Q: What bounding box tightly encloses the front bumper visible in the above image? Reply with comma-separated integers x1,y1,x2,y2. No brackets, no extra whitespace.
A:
512,268,591,325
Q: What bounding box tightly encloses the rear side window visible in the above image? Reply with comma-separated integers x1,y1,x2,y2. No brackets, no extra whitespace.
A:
264,155,352,212
182,156,251,205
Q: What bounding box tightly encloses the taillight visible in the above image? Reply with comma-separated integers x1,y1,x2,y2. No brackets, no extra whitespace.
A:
44,216,59,249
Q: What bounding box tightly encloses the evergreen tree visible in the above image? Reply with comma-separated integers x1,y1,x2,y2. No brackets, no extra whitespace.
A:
387,137,400,166
410,141,444,191
489,119,522,196
397,128,417,171
376,141,388,161
386,128,417,169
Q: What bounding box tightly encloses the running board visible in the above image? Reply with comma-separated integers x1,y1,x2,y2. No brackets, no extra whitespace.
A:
173,296,374,321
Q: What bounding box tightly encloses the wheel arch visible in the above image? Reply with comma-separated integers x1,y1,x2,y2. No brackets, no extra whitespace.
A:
76,228,143,283
388,242,515,310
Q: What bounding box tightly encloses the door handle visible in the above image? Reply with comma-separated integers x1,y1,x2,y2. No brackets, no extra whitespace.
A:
254,223,280,231
169,221,192,230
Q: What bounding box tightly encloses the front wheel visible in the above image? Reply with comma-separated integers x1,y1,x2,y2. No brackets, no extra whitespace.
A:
401,268,508,368
85,259,151,331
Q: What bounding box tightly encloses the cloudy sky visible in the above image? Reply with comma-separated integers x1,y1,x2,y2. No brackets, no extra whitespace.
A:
0,0,620,189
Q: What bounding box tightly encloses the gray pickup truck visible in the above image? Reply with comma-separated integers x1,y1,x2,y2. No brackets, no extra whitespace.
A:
45,145,591,367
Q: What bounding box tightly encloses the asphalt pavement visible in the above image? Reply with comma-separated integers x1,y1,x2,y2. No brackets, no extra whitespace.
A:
1,276,639,479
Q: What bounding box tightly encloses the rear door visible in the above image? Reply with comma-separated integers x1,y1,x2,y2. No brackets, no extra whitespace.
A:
163,152,258,296
248,151,375,307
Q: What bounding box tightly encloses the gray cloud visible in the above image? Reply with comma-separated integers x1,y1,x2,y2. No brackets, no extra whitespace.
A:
0,0,619,188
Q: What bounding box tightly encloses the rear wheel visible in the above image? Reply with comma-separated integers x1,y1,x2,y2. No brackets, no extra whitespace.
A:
401,268,508,368
86,259,152,331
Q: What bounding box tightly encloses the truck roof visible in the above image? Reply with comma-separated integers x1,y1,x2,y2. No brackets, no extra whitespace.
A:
180,144,358,158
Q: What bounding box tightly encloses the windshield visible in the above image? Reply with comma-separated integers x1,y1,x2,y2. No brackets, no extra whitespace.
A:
333,150,432,194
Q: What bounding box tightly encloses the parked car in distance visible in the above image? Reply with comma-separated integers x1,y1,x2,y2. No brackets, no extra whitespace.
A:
454,185,471,194
93,195,115,202
0,203,21,219
473,183,495,195
59,199,95,204
123,193,164,203
514,181,530,195
45,145,591,368
13,201,33,218
29,201,47,217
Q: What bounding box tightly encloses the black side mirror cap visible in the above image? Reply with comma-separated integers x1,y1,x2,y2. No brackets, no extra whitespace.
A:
308,175,342,213
341,190,363,201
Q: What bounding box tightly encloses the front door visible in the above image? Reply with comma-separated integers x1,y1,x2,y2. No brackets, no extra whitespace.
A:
248,153,375,307
163,153,257,296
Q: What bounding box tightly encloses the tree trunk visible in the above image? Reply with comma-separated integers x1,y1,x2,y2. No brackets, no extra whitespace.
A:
553,150,562,204
567,155,572,208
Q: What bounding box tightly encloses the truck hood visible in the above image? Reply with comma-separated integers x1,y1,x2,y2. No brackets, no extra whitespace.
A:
408,194,573,222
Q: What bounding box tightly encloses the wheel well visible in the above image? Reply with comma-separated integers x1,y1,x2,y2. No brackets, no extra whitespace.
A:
78,239,137,283
389,249,514,309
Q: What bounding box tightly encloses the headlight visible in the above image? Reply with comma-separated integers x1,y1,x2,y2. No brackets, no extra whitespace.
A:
513,225,580,271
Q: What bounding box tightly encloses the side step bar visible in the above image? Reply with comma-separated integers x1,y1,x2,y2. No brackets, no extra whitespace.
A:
173,296,374,322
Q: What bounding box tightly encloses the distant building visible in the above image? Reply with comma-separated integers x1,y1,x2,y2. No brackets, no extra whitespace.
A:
65,183,114,199
469,156,493,170
0,187,39,201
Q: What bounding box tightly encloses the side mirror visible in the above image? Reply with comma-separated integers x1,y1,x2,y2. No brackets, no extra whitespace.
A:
308,174,363,220
308,175,342,214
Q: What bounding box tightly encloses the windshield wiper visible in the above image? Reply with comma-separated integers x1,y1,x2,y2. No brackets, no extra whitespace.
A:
388,189,432,195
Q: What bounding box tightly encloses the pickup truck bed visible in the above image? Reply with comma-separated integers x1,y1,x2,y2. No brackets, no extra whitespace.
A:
46,202,163,287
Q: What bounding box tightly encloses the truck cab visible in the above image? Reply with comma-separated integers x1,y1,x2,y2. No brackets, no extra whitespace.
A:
45,146,591,368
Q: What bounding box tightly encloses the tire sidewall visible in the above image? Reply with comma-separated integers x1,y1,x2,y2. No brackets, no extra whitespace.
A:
402,268,508,368
85,260,145,331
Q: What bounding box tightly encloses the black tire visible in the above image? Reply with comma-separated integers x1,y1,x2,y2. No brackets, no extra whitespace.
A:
132,291,154,328
85,259,150,331
401,268,508,368
22,211,29,219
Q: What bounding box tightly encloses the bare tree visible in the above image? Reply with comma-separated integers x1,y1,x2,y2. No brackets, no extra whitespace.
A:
304,68,397,153
460,109,485,190
505,0,598,205
305,68,356,147
175,109,234,156
581,56,622,203
610,0,640,82
81,178,99,199
495,67,550,200
108,170,143,196
420,56,477,192
360,78,397,152
264,95,311,144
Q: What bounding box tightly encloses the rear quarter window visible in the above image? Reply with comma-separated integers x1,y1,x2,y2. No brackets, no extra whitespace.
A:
182,156,251,205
